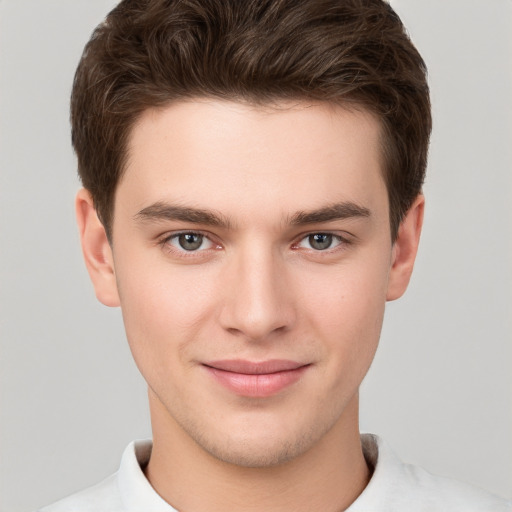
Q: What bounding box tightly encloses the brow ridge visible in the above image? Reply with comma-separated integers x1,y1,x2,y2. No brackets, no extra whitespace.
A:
135,200,370,229
289,202,371,225
135,202,232,229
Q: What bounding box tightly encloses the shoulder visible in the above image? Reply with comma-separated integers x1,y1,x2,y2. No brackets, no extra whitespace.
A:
351,434,512,512
36,473,123,512
35,440,144,512
398,461,512,511
36,439,175,512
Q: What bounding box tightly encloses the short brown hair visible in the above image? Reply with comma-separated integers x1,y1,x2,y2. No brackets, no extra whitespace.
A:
71,0,431,240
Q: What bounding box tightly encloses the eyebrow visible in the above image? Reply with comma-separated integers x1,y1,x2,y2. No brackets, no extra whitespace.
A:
289,202,371,225
134,200,371,229
135,202,233,229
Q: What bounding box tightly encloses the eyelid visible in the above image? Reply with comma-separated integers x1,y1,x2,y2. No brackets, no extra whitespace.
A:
156,229,354,256
159,229,222,253
292,231,353,251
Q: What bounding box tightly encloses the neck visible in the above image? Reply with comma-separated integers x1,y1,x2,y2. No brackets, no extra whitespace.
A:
144,391,371,512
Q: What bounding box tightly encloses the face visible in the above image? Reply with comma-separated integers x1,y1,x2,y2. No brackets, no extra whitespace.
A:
79,99,421,467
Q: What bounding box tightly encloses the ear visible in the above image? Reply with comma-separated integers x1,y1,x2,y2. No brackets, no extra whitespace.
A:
386,194,425,301
75,188,120,307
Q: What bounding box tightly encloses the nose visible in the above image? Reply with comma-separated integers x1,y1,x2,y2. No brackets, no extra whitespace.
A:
218,244,296,342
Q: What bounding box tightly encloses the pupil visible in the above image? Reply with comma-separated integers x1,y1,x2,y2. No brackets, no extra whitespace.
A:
179,233,202,251
310,233,332,250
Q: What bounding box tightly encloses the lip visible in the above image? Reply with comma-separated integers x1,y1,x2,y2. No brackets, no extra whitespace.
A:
203,359,310,397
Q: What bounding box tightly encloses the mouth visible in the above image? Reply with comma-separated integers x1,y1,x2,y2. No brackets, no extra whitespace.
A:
202,359,310,398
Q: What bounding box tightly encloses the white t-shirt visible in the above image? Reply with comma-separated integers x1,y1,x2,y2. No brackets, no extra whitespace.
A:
38,434,511,511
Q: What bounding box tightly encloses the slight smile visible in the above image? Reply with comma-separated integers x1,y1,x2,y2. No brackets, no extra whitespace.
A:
203,360,311,398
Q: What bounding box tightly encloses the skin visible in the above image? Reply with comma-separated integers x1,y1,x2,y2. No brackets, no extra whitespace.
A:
77,99,424,511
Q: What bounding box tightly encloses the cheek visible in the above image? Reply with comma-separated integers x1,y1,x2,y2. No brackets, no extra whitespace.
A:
301,258,388,337
114,256,219,369
297,255,389,384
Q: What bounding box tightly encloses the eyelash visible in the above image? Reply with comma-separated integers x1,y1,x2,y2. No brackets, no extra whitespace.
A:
292,233,349,252
158,230,352,257
158,230,220,257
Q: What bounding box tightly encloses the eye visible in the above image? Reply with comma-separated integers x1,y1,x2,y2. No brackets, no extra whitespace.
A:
167,232,215,252
297,233,343,251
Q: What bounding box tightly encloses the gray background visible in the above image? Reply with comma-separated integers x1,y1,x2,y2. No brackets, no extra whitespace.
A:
1,1,511,510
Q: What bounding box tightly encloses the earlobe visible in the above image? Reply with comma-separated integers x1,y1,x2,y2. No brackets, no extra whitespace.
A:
386,195,425,301
75,188,120,307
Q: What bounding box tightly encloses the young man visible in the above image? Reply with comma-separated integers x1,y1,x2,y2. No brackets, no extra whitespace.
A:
39,0,511,510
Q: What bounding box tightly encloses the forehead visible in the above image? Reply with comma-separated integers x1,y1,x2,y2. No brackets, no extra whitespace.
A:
118,99,388,226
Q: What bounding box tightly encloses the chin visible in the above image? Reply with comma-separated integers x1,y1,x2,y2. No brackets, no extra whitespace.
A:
186,414,330,468
200,434,311,468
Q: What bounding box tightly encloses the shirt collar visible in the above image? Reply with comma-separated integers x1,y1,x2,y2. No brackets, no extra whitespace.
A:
347,433,406,510
118,439,178,511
